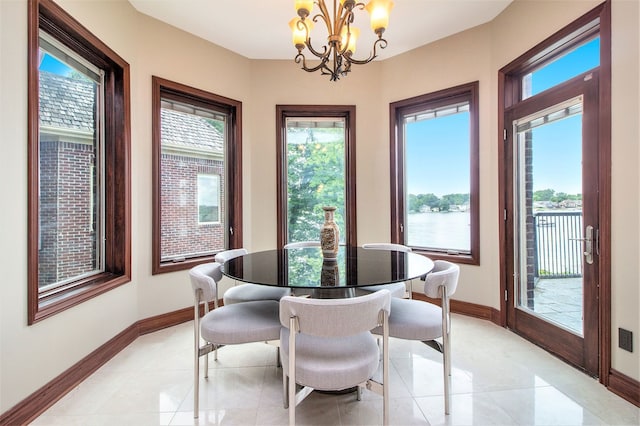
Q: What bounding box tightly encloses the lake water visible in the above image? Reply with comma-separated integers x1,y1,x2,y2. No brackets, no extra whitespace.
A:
407,211,470,251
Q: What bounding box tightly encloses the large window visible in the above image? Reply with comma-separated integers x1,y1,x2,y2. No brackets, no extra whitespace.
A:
28,0,131,324
390,82,479,264
276,106,356,248
152,77,242,274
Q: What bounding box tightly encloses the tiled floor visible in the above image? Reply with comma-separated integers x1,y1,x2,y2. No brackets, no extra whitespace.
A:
31,315,638,425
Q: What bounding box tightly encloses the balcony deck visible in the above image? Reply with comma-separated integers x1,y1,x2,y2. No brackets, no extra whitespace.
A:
531,277,583,335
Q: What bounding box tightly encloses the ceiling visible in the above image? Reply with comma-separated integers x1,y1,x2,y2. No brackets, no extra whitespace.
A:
128,0,512,61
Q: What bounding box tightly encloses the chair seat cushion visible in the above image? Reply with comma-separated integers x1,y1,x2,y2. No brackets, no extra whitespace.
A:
358,281,407,298
280,328,379,391
200,300,281,344
372,297,443,341
223,283,291,305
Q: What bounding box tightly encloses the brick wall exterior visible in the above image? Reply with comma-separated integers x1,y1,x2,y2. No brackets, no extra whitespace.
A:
160,153,225,259
39,143,225,286
524,132,535,308
39,139,96,288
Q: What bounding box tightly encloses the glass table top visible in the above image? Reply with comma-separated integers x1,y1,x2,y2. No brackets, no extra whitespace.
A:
221,246,434,289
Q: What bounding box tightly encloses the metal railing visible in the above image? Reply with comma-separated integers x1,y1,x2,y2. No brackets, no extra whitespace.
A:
533,211,583,278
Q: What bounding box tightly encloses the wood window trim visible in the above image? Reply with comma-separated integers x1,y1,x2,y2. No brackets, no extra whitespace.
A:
275,105,357,249
151,76,243,274
497,0,611,384
390,82,480,265
27,0,131,324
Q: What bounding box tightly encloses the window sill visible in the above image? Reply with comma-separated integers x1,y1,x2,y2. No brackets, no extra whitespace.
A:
31,272,131,324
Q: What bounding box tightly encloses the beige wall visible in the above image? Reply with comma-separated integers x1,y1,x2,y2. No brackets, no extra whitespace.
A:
1,0,638,414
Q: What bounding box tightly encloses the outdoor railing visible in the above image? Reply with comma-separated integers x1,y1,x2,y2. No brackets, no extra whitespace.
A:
533,211,583,278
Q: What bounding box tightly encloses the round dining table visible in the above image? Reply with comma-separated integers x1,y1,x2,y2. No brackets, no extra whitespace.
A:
221,245,434,298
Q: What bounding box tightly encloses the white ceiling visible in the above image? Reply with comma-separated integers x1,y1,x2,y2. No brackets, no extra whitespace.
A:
128,0,512,61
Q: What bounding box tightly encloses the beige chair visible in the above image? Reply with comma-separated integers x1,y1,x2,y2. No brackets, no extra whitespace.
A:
215,248,291,305
189,262,282,418
372,260,460,414
280,290,391,426
359,243,413,298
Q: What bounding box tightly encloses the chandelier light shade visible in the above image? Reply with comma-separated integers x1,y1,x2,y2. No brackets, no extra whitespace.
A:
290,0,394,81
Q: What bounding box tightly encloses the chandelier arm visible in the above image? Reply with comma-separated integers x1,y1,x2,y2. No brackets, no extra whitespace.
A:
334,0,348,40
314,0,334,36
295,51,330,74
345,38,388,65
305,37,330,59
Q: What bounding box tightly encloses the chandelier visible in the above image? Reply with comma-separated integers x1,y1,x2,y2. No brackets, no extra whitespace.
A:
289,0,394,81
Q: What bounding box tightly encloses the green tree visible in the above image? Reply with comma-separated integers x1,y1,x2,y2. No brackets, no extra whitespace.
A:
205,118,224,134
533,189,555,201
287,128,345,242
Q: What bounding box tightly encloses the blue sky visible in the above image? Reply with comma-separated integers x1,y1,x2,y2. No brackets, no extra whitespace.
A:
406,113,470,196
405,37,600,197
39,52,74,75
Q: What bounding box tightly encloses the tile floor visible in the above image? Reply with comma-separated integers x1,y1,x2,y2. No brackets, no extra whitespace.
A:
31,315,638,425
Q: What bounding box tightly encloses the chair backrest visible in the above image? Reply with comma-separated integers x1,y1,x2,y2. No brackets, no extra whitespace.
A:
284,241,321,248
423,260,460,298
279,290,391,338
214,248,248,264
362,243,412,253
189,262,223,303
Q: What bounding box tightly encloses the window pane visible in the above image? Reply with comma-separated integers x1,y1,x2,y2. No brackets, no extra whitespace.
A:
38,37,103,291
160,101,226,261
198,174,220,223
404,105,471,253
286,118,346,243
522,37,600,99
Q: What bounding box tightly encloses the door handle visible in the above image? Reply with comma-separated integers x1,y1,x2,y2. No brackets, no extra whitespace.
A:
569,225,594,264
583,225,594,264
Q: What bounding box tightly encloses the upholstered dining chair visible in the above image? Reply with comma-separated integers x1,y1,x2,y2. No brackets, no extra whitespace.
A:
215,248,291,305
189,262,282,418
279,290,391,426
372,260,460,415
359,243,414,298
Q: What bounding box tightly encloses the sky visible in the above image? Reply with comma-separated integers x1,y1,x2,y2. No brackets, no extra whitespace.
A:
39,52,74,75
405,37,600,197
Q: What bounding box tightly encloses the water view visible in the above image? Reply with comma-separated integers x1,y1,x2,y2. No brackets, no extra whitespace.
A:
407,211,470,252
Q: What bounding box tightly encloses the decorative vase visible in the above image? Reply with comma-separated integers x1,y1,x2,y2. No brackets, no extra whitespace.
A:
321,259,339,287
320,206,340,259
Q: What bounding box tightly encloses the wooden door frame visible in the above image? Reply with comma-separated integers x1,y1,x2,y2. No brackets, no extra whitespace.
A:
497,1,611,384
504,72,600,374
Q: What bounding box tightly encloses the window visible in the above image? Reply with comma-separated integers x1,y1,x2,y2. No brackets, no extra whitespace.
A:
28,0,131,324
152,77,242,274
390,82,479,264
276,106,356,248
197,174,221,224
522,36,600,99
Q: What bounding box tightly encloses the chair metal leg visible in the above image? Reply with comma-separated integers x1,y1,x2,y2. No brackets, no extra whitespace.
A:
205,349,209,378
382,311,390,426
288,318,297,426
193,300,200,418
283,373,289,409
441,286,451,415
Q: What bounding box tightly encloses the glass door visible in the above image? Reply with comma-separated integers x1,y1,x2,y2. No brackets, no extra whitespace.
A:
506,73,599,375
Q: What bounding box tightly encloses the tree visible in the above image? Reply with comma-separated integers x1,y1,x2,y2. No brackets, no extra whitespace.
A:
287,128,345,242
533,189,555,201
